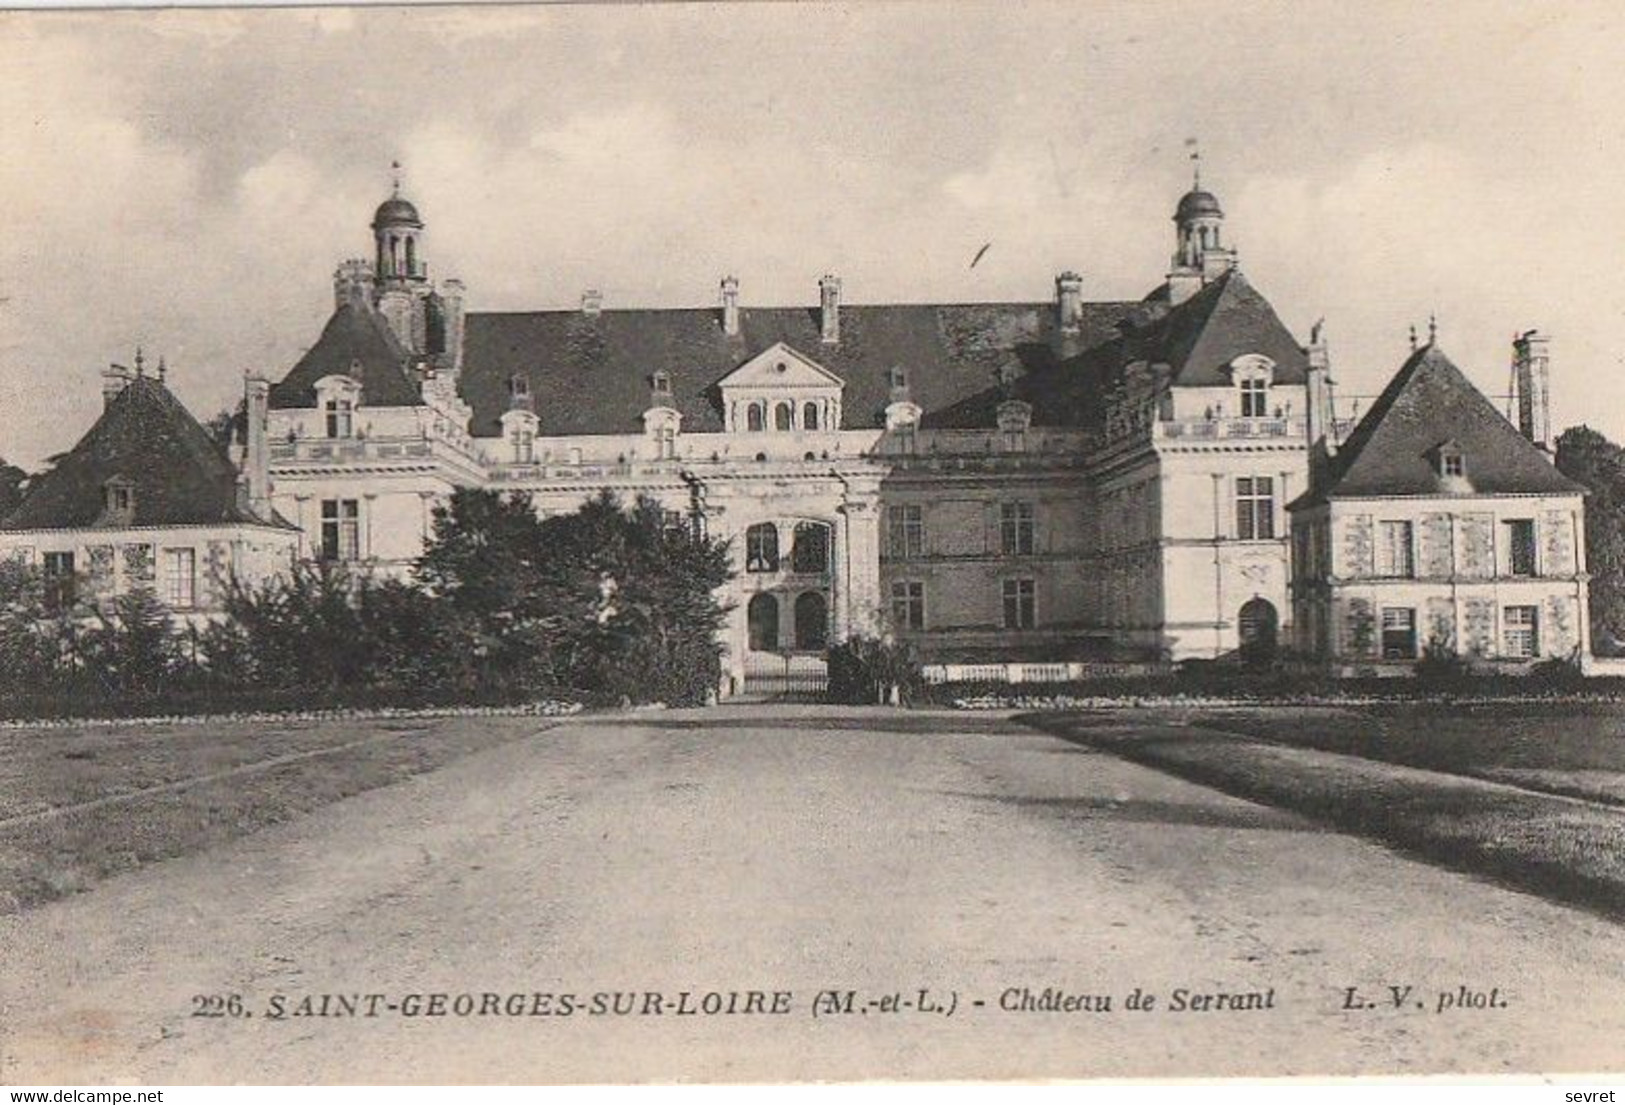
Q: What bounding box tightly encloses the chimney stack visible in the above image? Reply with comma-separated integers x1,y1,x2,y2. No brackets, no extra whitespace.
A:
102,363,132,407
440,277,466,374
333,259,376,311
819,274,841,344
1513,330,1553,452
1305,319,1336,458
721,275,740,337
243,371,272,518
581,289,603,318
1056,271,1084,334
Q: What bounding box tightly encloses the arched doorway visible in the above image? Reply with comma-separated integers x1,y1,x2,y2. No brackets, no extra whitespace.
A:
1238,597,1279,663
747,593,780,652
794,591,828,651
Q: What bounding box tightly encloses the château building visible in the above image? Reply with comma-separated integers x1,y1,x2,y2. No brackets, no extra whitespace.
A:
1,169,1587,689
254,174,1319,690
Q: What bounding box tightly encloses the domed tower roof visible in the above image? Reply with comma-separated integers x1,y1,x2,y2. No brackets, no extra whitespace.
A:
1175,188,1223,222
372,193,423,229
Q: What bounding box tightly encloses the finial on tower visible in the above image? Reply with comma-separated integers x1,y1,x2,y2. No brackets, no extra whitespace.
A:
1186,136,1201,188
1428,313,1438,345
157,355,167,382
1409,324,1418,351
391,159,403,198
134,346,145,378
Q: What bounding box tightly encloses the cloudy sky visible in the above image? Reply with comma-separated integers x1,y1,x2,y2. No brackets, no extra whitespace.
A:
1,0,1621,467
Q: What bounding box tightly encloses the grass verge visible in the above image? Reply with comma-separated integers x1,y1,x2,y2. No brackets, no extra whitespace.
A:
1185,703,1625,807
0,714,557,914
1026,710,1625,922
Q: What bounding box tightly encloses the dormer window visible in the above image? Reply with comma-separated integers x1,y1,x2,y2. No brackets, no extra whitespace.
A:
997,399,1032,453
315,375,363,439
1240,377,1268,418
1229,355,1276,419
651,371,672,397
500,409,540,465
325,398,354,438
103,477,134,522
513,427,535,463
1434,441,1470,490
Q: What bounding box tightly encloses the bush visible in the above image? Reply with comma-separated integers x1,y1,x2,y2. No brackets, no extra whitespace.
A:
827,635,922,705
77,587,184,696
1530,653,1587,690
1415,636,1471,683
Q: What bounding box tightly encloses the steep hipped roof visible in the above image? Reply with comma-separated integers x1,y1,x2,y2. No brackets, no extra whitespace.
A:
2,375,283,531
965,270,1308,430
456,300,1141,437
1141,270,1309,387
1294,343,1583,506
268,302,422,410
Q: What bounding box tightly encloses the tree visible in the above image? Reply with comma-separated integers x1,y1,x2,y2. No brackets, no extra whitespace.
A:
418,488,733,703
1556,426,1625,652
0,457,28,519
78,588,184,696
203,403,245,453
207,561,372,689
0,559,55,695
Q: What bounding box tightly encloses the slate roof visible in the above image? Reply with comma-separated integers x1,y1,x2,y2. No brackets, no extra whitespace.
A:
971,270,1309,429
2,375,287,531
1139,270,1308,388
456,300,1142,437
1292,343,1584,507
269,269,1310,439
268,302,422,410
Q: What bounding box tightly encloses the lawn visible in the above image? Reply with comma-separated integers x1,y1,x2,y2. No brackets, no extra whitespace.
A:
1027,708,1625,922
1187,702,1625,806
0,714,557,913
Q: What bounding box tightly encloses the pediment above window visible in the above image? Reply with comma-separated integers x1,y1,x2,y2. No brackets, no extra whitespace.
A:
1226,354,1276,384
314,373,364,402
717,342,845,391
719,342,844,433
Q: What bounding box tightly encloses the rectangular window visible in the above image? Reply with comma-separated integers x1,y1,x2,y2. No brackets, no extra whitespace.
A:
324,399,354,439
656,426,677,459
745,524,780,573
1000,502,1035,556
890,581,925,631
1002,578,1036,630
1443,453,1465,477
163,547,196,608
1505,519,1537,576
887,504,924,559
320,499,360,562
1381,606,1417,660
1377,520,1415,577
1503,605,1540,658
511,429,535,463
1240,378,1269,418
42,550,76,611
1234,477,1276,540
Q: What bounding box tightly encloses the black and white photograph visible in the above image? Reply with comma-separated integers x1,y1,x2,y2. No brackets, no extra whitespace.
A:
1,0,1623,1089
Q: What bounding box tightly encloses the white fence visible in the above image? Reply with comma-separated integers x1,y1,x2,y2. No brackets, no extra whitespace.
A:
921,661,1165,685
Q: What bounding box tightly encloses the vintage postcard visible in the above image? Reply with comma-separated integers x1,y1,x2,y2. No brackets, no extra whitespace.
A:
1,0,1623,1087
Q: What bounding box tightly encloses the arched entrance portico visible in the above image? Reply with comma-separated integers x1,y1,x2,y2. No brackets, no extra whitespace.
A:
747,592,780,652
794,591,828,651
